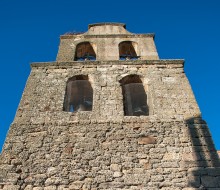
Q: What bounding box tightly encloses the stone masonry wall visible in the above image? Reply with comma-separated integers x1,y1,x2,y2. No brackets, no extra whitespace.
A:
56,34,158,61
0,60,220,189
56,23,159,62
1,118,220,189
14,60,200,124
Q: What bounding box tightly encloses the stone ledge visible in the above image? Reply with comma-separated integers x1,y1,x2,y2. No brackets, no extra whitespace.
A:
89,22,126,29
12,117,190,126
31,59,184,68
60,33,155,39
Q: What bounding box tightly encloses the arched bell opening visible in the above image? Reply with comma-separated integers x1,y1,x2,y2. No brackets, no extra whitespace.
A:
63,75,93,112
74,42,96,61
120,75,149,116
119,41,139,60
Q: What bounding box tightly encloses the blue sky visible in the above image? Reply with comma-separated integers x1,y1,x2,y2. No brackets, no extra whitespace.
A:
0,0,219,152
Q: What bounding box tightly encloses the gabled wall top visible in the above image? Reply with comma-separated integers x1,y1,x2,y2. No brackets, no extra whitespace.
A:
87,22,130,35
57,23,159,61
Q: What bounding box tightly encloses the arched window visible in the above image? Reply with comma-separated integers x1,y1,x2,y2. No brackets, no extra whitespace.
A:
119,41,139,60
120,75,149,116
74,42,96,61
63,75,93,112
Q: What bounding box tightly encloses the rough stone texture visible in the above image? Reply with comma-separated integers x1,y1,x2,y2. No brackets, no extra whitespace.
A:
0,23,220,189
57,23,158,61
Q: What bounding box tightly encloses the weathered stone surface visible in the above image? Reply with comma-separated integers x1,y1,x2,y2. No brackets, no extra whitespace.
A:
2,185,20,190
138,136,157,144
110,164,121,172
44,186,57,190
201,176,220,187
24,185,33,190
69,181,83,189
33,188,43,190
113,172,123,178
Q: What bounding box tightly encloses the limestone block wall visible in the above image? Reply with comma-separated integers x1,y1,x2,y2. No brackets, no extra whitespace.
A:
56,35,158,62
87,23,129,35
0,60,220,189
1,117,220,189
14,60,200,124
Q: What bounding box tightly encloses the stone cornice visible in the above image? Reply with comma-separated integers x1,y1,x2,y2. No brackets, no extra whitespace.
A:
60,33,155,39
31,59,184,68
88,22,126,29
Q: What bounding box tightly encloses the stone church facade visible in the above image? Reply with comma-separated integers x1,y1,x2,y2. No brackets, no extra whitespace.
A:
0,23,220,189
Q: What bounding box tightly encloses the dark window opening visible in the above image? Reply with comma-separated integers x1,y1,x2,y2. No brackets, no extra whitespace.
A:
63,75,93,112
75,42,96,61
119,41,140,60
120,75,149,116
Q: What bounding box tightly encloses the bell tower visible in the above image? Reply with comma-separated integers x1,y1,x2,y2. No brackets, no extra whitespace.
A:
0,23,220,190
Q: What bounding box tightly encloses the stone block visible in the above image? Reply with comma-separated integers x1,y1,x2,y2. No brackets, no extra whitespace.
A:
44,186,57,190
113,172,123,178
2,185,20,190
69,181,83,189
201,176,220,188
33,188,43,190
57,186,69,190
110,164,121,172
163,152,179,160
138,136,157,145
182,152,197,161
24,185,33,190
151,175,164,182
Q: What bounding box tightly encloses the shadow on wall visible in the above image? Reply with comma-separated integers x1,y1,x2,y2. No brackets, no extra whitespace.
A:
185,117,220,189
